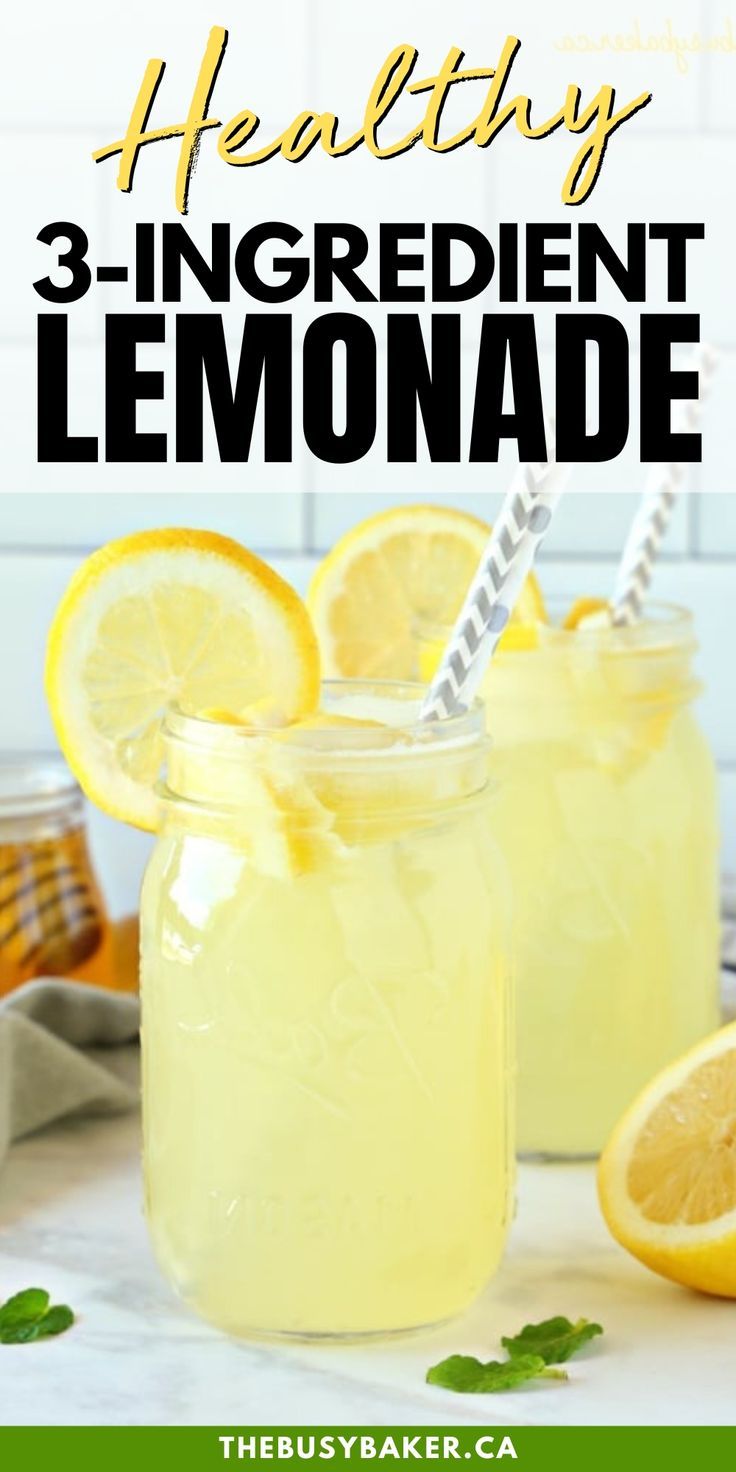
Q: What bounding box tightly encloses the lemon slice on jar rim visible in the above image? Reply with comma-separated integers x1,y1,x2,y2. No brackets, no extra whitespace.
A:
45,529,320,831
308,504,546,680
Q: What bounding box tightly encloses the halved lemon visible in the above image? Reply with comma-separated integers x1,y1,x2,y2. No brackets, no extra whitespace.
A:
45,529,319,831
308,505,546,679
598,1021,736,1297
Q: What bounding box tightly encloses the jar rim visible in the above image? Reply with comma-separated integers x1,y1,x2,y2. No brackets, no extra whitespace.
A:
416,600,696,655
163,678,488,761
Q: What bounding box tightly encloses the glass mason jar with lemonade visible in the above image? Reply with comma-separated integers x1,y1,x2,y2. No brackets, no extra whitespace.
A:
424,601,720,1156
141,686,512,1336
45,529,513,1337
308,506,721,1159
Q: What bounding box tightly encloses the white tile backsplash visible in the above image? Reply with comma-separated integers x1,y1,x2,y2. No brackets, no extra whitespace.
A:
0,493,303,551
702,5,736,131
694,351,736,497
540,489,690,554
0,553,82,750
312,490,691,555
1,4,311,132
719,769,736,874
86,805,153,920
699,490,736,552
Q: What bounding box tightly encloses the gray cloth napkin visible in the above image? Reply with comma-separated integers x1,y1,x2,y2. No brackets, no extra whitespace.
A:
0,979,139,1167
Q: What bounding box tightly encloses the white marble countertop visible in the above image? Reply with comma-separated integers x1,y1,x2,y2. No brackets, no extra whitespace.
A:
1,1107,734,1427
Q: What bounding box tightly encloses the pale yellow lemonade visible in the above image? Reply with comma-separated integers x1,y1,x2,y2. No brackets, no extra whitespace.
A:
140,683,514,1337
460,604,720,1157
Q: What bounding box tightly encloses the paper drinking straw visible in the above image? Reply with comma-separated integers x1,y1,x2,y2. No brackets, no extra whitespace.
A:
611,344,718,627
420,460,569,721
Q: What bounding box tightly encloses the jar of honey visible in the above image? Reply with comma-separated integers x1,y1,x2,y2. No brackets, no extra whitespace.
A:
0,757,118,996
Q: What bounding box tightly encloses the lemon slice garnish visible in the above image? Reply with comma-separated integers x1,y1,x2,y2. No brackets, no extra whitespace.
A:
45,529,319,830
308,504,546,679
563,596,612,631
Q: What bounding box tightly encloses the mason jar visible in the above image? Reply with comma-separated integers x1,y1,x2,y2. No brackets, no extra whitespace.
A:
140,681,513,1338
0,756,113,995
422,603,720,1159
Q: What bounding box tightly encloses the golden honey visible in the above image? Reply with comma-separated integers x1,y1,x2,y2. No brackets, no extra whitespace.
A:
0,759,116,996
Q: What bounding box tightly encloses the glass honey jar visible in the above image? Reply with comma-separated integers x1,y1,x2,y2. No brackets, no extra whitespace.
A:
0,757,116,996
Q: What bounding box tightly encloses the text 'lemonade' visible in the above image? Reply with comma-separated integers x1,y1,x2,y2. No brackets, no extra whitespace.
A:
455,603,719,1157
141,683,514,1336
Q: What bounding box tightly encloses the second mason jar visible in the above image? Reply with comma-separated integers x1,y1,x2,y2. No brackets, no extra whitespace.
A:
471,602,720,1158
140,681,513,1338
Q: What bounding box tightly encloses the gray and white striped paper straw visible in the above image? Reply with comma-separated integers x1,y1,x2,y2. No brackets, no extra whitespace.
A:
611,345,718,627
420,463,569,722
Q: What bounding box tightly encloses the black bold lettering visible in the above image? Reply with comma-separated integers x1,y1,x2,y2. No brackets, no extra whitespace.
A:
105,314,166,462
303,314,376,463
470,316,546,461
314,225,376,302
37,315,97,462
176,314,292,462
640,314,701,461
162,223,230,302
555,315,630,461
431,224,495,303
387,315,461,461
578,224,646,302
234,224,310,303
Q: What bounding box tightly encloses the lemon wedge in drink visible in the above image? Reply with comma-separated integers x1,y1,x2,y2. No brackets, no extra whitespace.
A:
45,529,319,831
563,596,612,631
598,1020,736,1297
308,504,546,680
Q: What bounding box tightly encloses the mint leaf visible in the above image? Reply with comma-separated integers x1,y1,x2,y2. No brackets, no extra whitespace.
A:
502,1316,603,1365
34,1305,74,1338
427,1352,567,1394
0,1289,49,1335
0,1289,74,1344
3,1305,75,1343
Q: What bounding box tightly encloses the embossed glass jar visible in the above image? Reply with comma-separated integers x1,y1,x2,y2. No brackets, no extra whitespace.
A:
420,603,720,1159
140,682,513,1338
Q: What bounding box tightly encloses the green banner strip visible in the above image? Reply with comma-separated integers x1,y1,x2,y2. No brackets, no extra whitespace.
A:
0,1427,735,1472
